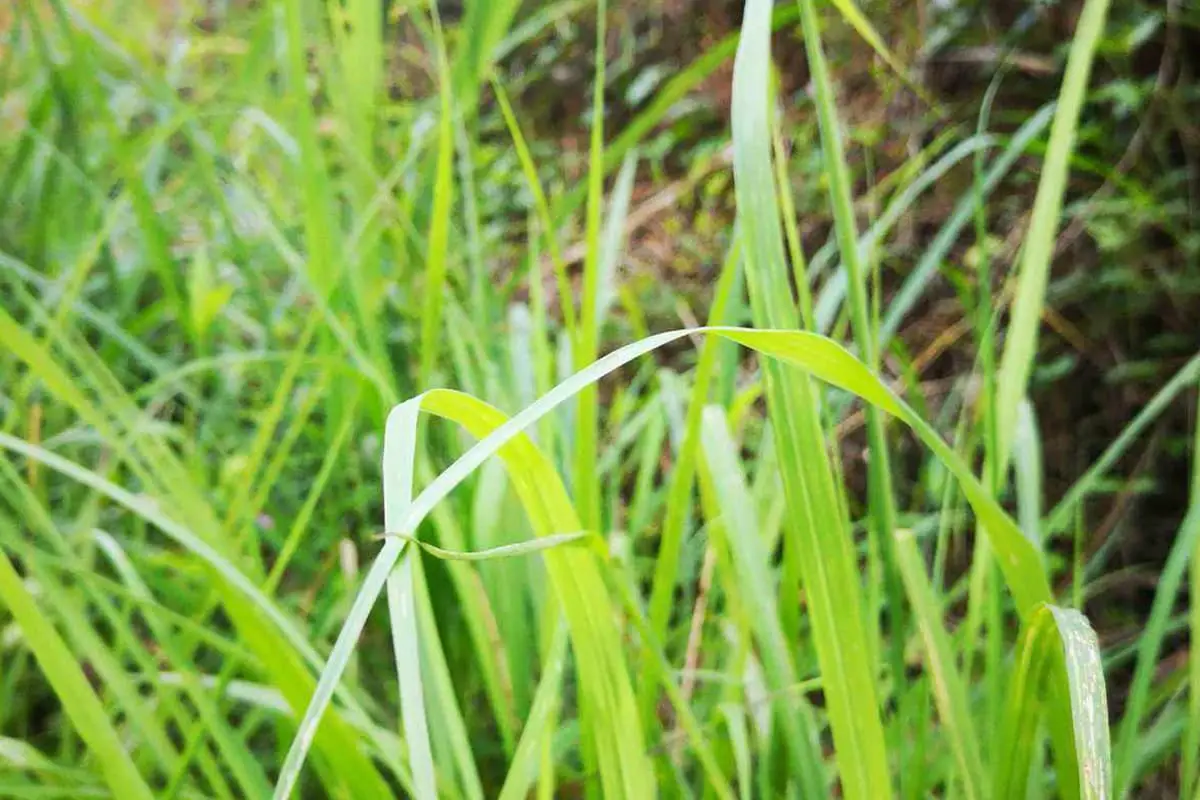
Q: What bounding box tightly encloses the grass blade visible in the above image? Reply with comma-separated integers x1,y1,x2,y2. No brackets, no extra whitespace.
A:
794,0,906,760
497,623,569,800
825,0,928,101
643,235,741,710
1044,353,1200,537
894,530,985,798
1013,398,1044,546
279,386,654,798
716,327,1052,612
596,150,638,330
418,6,456,386
0,548,154,800
733,2,889,790
877,103,1055,348
383,530,592,562
281,0,338,303
994,605,1111,800
382,402,438,799
994,0,1111,458
492,79,577,334
1112,507,1200,793
269,322,1070,797
701,406,826,795
1187,384,1200,797
573,0,610,536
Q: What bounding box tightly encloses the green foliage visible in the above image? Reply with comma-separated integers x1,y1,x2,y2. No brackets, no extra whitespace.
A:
0,0,1194,798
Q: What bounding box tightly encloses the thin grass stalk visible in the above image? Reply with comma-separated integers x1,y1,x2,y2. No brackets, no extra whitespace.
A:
700,408,826,796
894,530,985,799
492,78,578,341
994,0,1112,457
734,1,889,794
418,4,455,386
1113,442,1200,793
1189,384,1200,797
0,547,155,800
573,0,608,534
794,0,907,758
642,236,741,722
965,0,1110,758
971,68,1008,740
1044,353,1200,537
382,404,438,799
281,0,338,303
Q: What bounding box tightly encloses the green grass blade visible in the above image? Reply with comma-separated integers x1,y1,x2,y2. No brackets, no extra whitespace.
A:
994,605,1111,800
573,0,609,536
772,122,816,328
421,391,654,798
384,530,592,561
794,0,906,754
1113,505,1200,794
596,150,638,330
720,704,754,800
824,0,929,101
0,547,154,800
814,132,995,332
877,103,1055,348
643,235,741,705
382,401,438,800
733,1,889,792
491,78,577,333
332,0,381,144
418,6,456,386
994,0,1111,460
455,115,490,329
1013,399,1044,546
279,386,654,799
1044,353,1200,537
701,407,826,795
599,549,736,799
498,623,569,800
425,470,522,756
1187,385,1200,797
894,530,985,799
451,0,520,110
561,5,801,214
716,327,1053,613
281,0,338,303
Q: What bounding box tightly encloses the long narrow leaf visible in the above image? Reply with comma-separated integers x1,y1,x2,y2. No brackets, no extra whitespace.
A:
994,605,1111,800
273,325,1064,799
701,407,826,794
894,530,985,798
994,0,1111,458
418,7,456,385
277,387,655,799
382,402,438,800
0,548,154,800
733,1,890,793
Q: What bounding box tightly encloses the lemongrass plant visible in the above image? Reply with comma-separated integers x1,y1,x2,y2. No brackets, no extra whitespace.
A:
5,0,1200,798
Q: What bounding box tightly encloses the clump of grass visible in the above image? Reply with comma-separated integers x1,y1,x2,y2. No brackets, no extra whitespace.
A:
0,0,1196,798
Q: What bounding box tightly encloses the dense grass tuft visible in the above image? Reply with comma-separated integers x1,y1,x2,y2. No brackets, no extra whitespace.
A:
1,0,1197,797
